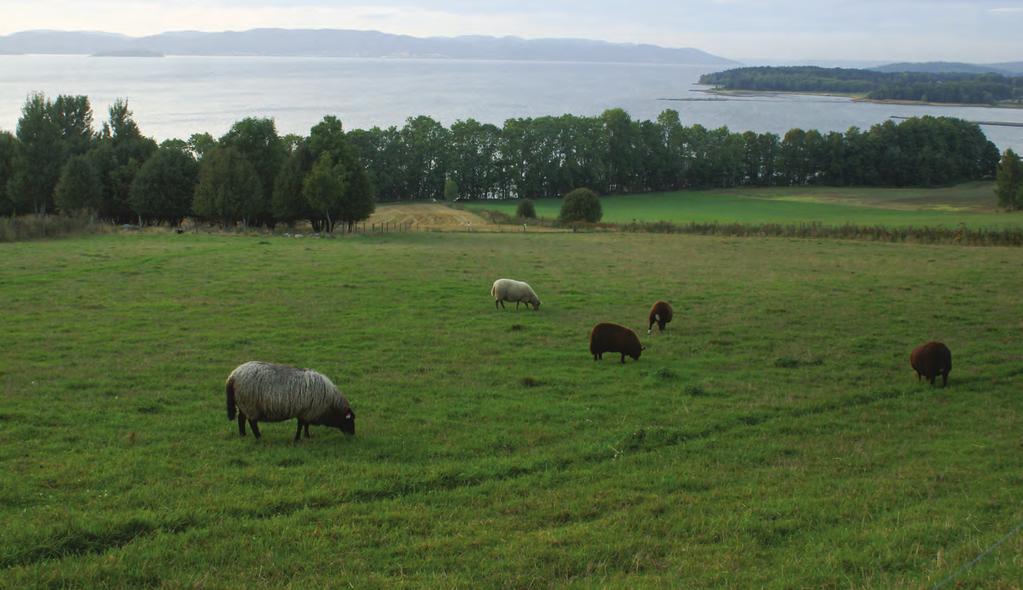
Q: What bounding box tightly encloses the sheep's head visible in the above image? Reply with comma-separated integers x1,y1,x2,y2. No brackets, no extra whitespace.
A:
340,409,355,435
324,407,356,435
532,298,541,311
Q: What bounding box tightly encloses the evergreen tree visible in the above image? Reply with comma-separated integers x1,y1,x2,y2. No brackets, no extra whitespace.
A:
302,153,345,233
220,117,285,226
340,164,375,232
272,143,315,228
995,149,1022,211
54,155,102,216
10,93,62,215
91,99,157,222
443,177,459,201
193,146,262,227
0,131,17,216
130,146,199,225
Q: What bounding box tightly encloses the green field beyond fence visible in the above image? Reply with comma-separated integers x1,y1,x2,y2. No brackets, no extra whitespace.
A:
1,232,1021,587
466,182,1023,229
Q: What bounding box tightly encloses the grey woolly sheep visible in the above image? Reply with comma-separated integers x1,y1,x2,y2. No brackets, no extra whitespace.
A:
491,278,541,311
226,361,355,442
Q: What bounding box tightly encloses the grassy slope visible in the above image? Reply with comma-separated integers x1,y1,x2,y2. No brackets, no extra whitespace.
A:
465,183,1023,228
1,232,1021,588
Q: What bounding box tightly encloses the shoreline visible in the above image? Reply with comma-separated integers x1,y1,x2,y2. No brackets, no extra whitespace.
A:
695,87,1023,110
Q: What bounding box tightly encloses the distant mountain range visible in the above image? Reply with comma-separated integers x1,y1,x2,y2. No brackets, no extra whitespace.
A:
0,29,739,66
871,61,1023,76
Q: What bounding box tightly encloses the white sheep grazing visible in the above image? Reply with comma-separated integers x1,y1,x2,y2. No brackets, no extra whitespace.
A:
491,278,541,311
226,361,355,442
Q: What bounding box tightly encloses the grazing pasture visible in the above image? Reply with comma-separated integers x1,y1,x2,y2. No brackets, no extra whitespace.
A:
466,182,1023,228
1,231,1020,588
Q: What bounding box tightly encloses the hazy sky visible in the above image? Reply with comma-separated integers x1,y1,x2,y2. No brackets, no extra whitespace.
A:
2,0,1021,62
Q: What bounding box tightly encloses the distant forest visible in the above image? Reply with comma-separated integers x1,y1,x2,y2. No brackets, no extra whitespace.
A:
700,66,1023,105
0,93,1002,229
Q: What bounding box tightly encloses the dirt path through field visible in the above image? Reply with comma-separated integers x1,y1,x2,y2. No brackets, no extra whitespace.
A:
366,202,558,232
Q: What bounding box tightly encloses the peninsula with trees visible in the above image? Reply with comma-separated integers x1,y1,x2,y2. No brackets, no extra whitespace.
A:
699,66,1023,107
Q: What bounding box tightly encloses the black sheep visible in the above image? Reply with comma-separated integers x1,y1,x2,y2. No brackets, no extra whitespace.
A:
647,300,674,334
910,341,952,387
590,322,644,363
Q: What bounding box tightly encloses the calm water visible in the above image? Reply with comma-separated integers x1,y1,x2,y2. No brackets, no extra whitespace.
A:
2,55,1021,152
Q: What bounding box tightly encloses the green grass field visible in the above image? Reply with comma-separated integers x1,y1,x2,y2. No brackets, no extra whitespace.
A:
465,182,1023,229
2,231,1021,588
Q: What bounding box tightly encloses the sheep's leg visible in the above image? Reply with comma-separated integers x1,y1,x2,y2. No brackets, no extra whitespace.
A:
942,371,949,387
620,353,627,364
499,300,506,309
304,423,311,438
516,301,520,310
249,420,262,439
294,420,304,442
237,414,247,436
495,299,500,310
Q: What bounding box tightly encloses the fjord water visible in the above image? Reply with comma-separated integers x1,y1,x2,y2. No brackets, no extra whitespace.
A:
1,54,1021,151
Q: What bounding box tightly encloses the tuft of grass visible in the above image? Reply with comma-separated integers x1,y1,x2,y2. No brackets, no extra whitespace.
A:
652,367,679,381
519,376,543,388
683,384,708,396
773,356,825,369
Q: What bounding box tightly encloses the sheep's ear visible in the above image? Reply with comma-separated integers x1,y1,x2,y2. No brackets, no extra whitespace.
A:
641,345,647,350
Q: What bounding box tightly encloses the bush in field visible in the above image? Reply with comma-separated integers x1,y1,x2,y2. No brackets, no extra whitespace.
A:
559,188,602,223
516,199,537,219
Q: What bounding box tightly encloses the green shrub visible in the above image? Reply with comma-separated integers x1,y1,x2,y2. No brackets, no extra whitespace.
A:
516,199,537,219
559,188,602,223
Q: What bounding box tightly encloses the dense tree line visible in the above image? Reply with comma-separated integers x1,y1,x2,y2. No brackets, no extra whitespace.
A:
0,94,374,230
0,93,1006,228
349,109,999,198
700,67,1023,105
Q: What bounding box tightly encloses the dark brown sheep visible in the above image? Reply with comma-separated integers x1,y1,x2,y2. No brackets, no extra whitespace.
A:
590,322,645,363
910,341,952,387
647,300,674,334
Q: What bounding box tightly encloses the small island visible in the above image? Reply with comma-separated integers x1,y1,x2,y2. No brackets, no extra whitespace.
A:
90,49,165,58
699,66,1023,108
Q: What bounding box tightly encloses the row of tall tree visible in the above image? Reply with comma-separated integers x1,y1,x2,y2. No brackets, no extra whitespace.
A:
350,110,998,198
0,93,1006,228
